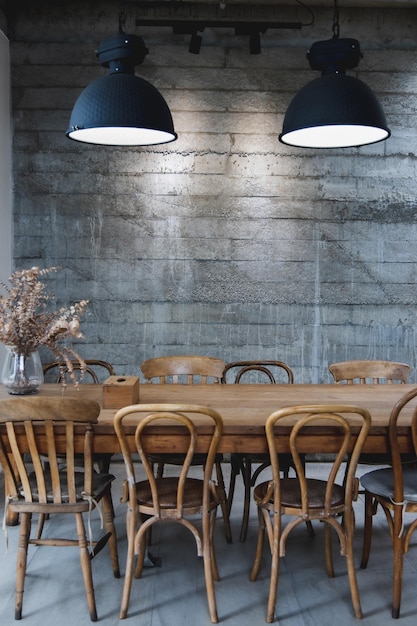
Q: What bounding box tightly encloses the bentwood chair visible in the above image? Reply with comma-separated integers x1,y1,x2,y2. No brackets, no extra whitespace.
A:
140,355,232,543
360,386,417,618
329,359,411,475
0,396,120,622
250,404,371,623
43,358,115,384
114,403,224,623
222,360,297,542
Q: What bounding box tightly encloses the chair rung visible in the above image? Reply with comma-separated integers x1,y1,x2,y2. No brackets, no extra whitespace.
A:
30,538,80,547
90,532,112,559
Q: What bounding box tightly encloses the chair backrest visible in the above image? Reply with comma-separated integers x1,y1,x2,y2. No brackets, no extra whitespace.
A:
265,404,371,516
329,360,411,385
114,403,223,517
0,396,101,505
141,355,225,384
43,359,115,384
386,387,417,511
222,360,294,384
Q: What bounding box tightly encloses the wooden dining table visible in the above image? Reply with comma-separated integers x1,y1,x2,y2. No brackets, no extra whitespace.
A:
3,381,417,527
2,382,417,456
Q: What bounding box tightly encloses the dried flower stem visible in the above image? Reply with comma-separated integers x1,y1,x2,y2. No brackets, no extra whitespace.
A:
0,267,89,387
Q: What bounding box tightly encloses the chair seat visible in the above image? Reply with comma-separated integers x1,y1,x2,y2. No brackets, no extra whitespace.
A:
360,467,417,503
255,477,345,509
20,471,115,503
137,476,215,509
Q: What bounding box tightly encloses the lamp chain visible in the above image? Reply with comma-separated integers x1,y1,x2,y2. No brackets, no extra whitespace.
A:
332,0,340,39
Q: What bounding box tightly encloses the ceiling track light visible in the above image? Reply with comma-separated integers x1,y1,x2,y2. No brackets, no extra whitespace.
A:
172,24,204,54
249,32,261,55
136,17,303,56
279,0,390,149
66,13,177,147
234,26,264,55
189,32,203,55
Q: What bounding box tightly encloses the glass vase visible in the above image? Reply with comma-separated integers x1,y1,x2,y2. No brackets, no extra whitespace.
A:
1,348,44,395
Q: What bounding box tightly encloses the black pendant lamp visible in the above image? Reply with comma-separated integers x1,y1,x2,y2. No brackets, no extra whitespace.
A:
279,2,390,149
66,29,177,146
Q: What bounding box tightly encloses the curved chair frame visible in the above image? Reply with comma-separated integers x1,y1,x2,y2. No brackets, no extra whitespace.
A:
140,355,231,543
114,403,224,623
43,359,115,384
250,404,371,623
222,360,296,542
360,386,417,618
222,360,294,385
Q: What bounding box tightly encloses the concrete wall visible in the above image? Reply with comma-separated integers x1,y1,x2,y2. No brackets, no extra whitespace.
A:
9,1,417,382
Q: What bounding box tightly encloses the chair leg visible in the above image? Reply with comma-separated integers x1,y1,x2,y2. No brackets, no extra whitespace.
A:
227,454,242,515
35,513,46,540
119,508,136,620
324,523,335,578
96,456,115,519
240,457,252,542
134,527,148,579
250,507,266,582
344,523,363,619
360,491,374,569
95,454,112,474
102,490,120,578
392,533,405,618
15,512,31,620
75,512,98,622
215,462,232,543
266,511,281,623
202,505,219,623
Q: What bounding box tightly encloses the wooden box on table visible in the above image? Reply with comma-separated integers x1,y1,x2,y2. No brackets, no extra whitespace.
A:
103,376,140,409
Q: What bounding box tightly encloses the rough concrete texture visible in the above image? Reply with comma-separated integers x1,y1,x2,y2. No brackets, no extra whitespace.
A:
8,1,417,382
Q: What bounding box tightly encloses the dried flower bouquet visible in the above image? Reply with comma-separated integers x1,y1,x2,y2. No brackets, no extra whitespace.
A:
0,266,88,386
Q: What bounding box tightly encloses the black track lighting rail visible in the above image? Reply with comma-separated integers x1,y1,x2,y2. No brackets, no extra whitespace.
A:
132,1,304,32
135,18,302,31
132,1,304,53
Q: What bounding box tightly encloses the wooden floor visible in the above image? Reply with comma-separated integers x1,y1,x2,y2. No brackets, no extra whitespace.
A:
1,461,417,625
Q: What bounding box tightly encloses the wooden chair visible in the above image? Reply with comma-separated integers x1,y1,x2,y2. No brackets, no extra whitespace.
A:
223,360,297,542
250,404,371,623
329,359,411,468
141,355,225,384
43,359,117,474
360,386,417,618
328,360,410,385
114,403,224,623
140,355,232,543
43,358,115,384
0,396,120,621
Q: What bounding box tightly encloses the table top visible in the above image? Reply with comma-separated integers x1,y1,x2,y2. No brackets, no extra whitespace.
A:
2,382,416,454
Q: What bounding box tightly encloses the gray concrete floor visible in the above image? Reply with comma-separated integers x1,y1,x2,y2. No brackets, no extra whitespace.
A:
1,461,417,625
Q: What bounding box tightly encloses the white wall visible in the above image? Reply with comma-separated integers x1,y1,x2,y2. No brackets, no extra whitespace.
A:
0,28,11,369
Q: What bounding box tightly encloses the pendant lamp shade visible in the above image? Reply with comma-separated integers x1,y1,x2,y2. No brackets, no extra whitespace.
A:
280,74,390,148
279,37,390,149
66,34,177,146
